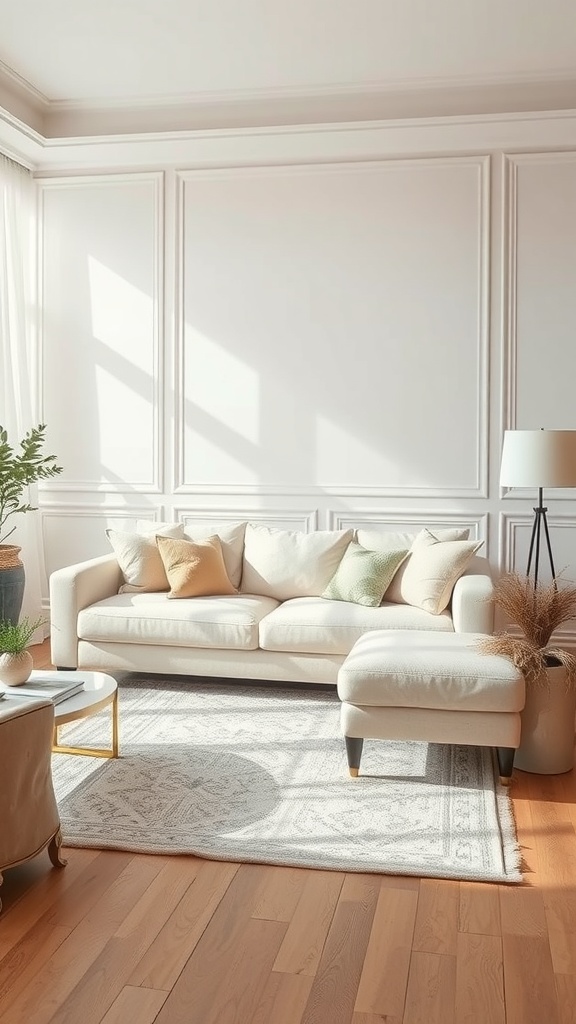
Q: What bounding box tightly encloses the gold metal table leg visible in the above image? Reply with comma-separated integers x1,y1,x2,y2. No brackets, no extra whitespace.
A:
52,691,120,758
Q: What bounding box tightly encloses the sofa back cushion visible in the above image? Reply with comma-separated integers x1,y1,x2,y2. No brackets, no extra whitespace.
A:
240,525,353,600
107,523,185,593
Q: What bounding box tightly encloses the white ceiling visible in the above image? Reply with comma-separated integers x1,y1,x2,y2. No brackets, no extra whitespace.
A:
1,0,576,138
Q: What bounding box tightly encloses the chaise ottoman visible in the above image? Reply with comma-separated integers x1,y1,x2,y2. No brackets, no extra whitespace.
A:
337,630,525,783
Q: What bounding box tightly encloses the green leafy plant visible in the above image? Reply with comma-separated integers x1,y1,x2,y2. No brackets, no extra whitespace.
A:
0,615,45,653
0,423,63,544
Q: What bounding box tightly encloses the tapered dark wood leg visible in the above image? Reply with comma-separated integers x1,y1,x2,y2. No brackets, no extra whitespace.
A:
497,747,515,785
345,736,364,778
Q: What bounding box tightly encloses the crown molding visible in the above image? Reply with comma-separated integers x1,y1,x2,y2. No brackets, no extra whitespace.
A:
1,62,576,147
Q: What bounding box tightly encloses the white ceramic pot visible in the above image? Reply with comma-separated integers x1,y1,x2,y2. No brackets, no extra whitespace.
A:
0,650,33,686
515,662,576,775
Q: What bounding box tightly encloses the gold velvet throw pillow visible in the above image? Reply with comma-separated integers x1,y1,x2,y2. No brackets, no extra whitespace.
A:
156,534,237,599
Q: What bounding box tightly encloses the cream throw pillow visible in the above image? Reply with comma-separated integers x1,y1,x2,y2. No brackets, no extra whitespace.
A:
354,527,471,605
156,535,237,599
240,525,353,600
399,529,483,614
107,524,184,593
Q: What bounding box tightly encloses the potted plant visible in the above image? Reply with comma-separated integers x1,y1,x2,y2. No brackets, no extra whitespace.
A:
0,615,45,686
478,571,576,774
0,423,62,625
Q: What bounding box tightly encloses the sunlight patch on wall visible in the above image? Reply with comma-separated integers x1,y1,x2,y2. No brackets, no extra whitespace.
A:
184,325,259,444
88,256,153,369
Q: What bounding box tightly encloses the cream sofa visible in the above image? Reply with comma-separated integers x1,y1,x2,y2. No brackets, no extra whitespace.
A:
49,521,494,685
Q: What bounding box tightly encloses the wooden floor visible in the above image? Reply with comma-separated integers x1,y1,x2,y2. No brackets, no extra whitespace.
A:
1,643,576,1024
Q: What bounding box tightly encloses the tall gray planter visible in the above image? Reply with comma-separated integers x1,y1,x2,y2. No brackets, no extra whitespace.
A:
0,546,25,625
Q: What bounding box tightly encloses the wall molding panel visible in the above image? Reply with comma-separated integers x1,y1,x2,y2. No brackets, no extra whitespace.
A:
328,509,488,548
174,507,318,533
175,155,489,499
499,510,576,576
38,171,165,493
501,150,576,499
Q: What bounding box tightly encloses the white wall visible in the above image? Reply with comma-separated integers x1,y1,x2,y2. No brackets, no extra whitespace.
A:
34,115,576,641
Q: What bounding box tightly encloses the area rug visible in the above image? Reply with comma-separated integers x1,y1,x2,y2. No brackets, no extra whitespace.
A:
51,676,522,883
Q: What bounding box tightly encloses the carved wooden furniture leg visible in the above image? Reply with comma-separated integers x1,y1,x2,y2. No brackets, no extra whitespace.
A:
48,828,68,869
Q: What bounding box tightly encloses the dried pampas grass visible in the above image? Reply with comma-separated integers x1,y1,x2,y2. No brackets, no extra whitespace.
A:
477,572,576,687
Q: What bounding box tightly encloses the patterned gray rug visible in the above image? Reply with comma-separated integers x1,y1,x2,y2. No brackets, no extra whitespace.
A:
51,677,522,883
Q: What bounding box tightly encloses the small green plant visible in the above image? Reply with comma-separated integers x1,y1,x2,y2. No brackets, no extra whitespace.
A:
0,423,63,545
0,616,45,653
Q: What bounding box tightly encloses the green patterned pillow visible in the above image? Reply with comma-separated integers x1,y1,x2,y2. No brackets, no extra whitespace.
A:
322,542,408,607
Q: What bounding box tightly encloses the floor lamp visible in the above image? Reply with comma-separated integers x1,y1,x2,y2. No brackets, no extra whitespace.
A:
500,429,576,587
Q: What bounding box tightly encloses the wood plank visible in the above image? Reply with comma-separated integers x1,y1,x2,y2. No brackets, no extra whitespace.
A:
197,918,287,1024
403,951,456,1024
354,884,418,1017
554,973,576,1024
129,858,238,991
299,874,379,1024
412,879,459,956
543,888,576,975
99,985,167,1024
502,934,560,1024
273,869,345,977
251,865,308,922
454,932,505,1024
0,854,163,1024
249,972,313,1024
0,848,101,959
44,857,199,1024
458,881,501,936
152,862,269,1024
499,884,548,937
353,1015,401,1024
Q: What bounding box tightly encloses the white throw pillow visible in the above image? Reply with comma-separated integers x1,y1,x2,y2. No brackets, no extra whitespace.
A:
356,527,470,605
240,525,353,600
183,522,246,589
398,529,483,614
108,523,185,593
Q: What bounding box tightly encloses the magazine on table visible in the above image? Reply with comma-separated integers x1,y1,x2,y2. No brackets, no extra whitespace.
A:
1,676,84,705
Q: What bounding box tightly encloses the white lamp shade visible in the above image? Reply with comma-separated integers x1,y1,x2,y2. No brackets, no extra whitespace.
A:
500,430,576,488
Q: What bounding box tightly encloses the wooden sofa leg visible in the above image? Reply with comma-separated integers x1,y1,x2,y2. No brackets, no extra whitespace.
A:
345,737,364,778
497,747,515,785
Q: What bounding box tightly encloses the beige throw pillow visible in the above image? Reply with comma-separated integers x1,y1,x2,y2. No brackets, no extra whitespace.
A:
107,524,184,593
399,529,483,614
156,535,237,599
183,522,246,589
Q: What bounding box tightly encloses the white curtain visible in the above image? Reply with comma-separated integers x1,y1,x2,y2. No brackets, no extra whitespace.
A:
0,152,46,635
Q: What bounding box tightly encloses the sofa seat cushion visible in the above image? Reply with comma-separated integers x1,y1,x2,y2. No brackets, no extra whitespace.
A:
258,597,454,657
77,593,279,650
337,630,525,713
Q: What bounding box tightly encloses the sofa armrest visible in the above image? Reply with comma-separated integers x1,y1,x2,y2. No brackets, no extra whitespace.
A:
49,554,122,668
451,555,494,635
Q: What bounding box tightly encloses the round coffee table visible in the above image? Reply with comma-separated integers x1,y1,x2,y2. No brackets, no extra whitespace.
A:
32,670,119,759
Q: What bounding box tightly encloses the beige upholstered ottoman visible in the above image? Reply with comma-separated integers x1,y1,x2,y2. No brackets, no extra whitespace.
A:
337,630,525,783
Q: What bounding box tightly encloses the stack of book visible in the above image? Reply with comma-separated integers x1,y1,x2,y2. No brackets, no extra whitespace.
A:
2,676,84,705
